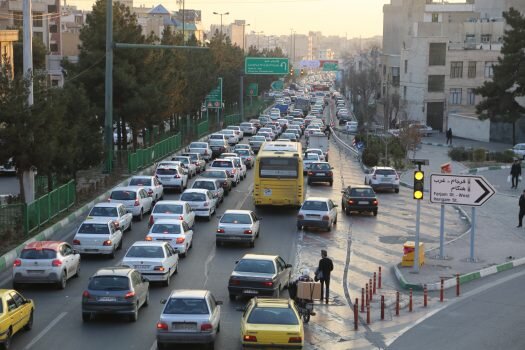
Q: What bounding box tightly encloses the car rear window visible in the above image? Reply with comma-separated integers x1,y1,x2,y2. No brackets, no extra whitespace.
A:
301,201,328,211
220,213,252,224
164,298,209,315
20,249,57,260
350,188,376,197
151,223,181,234
156,168,177,175
89,206,118,217
236,150,249,156
125,245,164,258
193,181,215,190
110,190,136,200
211,160,233,168
375,169,397,176
181,192,206,202
78,223,110,235
129,178,151,186
88,276,130,291
190,142,207,148
201,171,226,179
240,123,252,127
247,307,299,325
235,259,275,274
210,140,226,146
183,154,198,161
173,157,189,164
310,163,330,170
153,204,183,214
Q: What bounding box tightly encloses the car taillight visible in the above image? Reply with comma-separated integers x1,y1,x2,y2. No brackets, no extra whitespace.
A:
82,290,90,298
149,216,154,226
154,266,165,271
157,322,168,331
308,171,313,176
297,214,304,219
113,221,120,229
107,197,111,202
145,236,152,241
147,189,153,196
223,181,228,187
103,240,112,246
229,278,240,285
124,291,135,299
243,230,253,235
328,171,333,176
200,323,213,332
373,200,378,205
52,259,62,267
261,281,273,287
247,157,252,161
73,239,81,245
289,337,302,343
217,229,225,233
134,199,140,206
176,237,185,244
322,215,330,221
13,259,21,267
348,200,355,204
244,335,257,342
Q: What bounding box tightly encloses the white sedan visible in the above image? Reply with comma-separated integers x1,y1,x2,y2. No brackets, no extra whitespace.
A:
149,200,196,228
180,189,217,221
216,210,261,248
108,186,153,221
171,156,197,178
86,202,133,232
146,219,193,257
121,241,179,286
303,153,321,173
129,175,164,202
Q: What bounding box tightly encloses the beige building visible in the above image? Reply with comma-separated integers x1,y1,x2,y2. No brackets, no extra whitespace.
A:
0,30,18,77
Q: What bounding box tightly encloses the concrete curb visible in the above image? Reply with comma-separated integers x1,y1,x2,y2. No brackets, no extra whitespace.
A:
421,141,452,148
460,164,511,174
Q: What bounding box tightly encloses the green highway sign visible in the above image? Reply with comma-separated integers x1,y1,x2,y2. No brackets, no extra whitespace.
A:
246,83,259,96
322,62,339,71
270,80,284,91
245,57,289,75
206,77,223,109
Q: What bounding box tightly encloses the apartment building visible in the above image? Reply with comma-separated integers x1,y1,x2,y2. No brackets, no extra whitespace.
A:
0,29,18,76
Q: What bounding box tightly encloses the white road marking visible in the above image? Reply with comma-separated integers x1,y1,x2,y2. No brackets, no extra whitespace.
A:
235,183,254,210
24,311,68,350
149,341,157,350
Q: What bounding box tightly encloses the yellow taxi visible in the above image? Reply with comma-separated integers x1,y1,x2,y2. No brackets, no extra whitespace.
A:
0,289,34,349
240,298,304,349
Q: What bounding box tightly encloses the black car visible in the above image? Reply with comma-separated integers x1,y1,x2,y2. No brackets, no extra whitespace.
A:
199,170,233,195
228,254,292,301
341,185,378,216
307,162,333,186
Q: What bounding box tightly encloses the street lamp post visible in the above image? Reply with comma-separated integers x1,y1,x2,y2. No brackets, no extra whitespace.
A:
242,23,250,51
213,11,230,40
252,30,264,50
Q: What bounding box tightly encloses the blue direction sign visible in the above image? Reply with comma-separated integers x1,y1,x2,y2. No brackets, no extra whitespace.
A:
245,57,289,75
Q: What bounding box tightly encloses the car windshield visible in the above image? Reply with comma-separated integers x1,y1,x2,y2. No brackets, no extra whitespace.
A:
153,204,183,214
88,276,130,291
211,160,233,168
110,190,136,200
181,192,206,202
247,307,299,325
78,223,110,235
20,248,57,260
350,188,376,197
305,154,319,161
89,206,118,217
151,223,181,234
193,181,215,190
311,163,330,170
190,142,207,148
164,298,209,315
201,171,226,179
375,169,397,176
234,259,275,274
220,213,252,224
125,245,164,258
184,154,198,161
156,168,177,175
301,201,328,211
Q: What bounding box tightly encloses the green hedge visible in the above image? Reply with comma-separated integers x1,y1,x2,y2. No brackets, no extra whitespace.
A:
448,147,515,163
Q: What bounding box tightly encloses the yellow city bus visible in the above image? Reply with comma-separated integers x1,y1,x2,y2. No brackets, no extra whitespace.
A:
253,141,304,207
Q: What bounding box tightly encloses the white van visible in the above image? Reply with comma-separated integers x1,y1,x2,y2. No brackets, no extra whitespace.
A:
345,121,358,133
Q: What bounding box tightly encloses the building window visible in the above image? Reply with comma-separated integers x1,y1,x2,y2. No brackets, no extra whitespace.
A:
468,61,476,78
50,24,58,33
432,13,439,22
403,86,407,99
50,43,58,53
33,12,43,27
450,61,463,78
428,75,445,92
484,61,496,78
48,5,57,13
391,67,400,87
429,43,446,66
404,59,408,74
449,88,462,105
467,88,476,105
481,34,491,43
13,11,23,27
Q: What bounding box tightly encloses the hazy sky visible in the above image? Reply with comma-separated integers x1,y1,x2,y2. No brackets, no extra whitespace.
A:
70,0,394,38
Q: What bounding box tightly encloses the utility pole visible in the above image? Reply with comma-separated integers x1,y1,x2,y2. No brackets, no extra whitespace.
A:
23,0,33,105
182,0,185,44
104,0,113,173
213,12,230,40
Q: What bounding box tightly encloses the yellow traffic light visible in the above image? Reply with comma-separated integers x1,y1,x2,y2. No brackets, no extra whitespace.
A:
413,170,424,200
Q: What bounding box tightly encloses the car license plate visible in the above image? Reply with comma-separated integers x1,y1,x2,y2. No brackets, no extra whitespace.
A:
382,178,392,182
134,265,149,269
263,189,272,196
243,290,259,295
161,177,170,181
358,201,369,205
172,323,196,330
27,270,44,274
98,297,116,302
317,173,325,176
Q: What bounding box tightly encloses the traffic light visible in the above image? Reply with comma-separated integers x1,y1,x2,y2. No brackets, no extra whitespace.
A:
290,67,294,76
413,170,424,200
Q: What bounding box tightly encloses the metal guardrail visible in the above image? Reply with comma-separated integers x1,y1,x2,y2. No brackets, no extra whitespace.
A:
330,127,359,156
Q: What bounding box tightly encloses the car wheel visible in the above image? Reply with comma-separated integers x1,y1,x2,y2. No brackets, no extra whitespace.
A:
180,252,186,258
2,328,11,349
229,294,236,301
232,181,237,187
275,286,281,298
207,341,215,350
334,216,337,225
117,238,123,250
129,304,139,322
297,223,302,230
327,224,332,232
138,209,144,221
58,272,67,290
206,212,211,222
395,188,399,193
109,247,116,259
163,270,171,287
346,208,351,216
373,210,378,217
364,179,367,185
74,264,80,278
144,292,149,307
24,311,33,331
249,240,255,248
329,181,333,187
82,312,91,322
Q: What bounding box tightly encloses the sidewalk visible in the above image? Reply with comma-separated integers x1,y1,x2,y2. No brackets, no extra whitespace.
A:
396,134,524,290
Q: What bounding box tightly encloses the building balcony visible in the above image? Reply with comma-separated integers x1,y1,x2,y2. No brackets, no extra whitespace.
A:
448,41,503,51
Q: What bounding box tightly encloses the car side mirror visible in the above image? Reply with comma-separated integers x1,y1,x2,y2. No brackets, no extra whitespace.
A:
216,301,223,305
334,204,339,208
235,260,239,264
364,169,370,174
285,263,292,268
160,298,167,304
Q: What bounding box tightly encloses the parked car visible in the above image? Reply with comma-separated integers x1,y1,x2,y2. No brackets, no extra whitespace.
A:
188,142,212,162
364,166,400,193
86,202,133,232
409,123,434,136
191,179,225,205
149,200,195,229
511,143,525,160
240,298,303,349
341,185,378,216
146,219,193,257
13,241,80,290
156,290,222,350
121,241,179,286
108,186,153,221
307,162,333,186
128,176,164,203
199,170,233,195
154,164,188,193
0,289,34,347
228,254,292,301
81,266,149,322
73,219,123,258
297,197,338,231
180,189,217,221
345,121,358,133
171,156,197,178
181,153,206,173
216,210,261,247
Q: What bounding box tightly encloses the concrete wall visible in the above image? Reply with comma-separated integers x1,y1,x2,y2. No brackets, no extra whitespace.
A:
449,113,490,142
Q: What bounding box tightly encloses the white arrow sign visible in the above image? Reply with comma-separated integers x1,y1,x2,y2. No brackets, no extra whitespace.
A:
430,174,496,206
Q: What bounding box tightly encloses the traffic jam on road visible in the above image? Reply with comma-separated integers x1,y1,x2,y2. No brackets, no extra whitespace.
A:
1,75,407,350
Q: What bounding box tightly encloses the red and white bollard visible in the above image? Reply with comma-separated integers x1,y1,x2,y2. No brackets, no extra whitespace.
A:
380,295,385,320
378,267,382,289
361,287,365,313
423,284,428,307
440,278,444,302
369,278,373,301
409,288,413,312
373,272,377,294
456,273,461,297
395,291,400,316
354,298,359,330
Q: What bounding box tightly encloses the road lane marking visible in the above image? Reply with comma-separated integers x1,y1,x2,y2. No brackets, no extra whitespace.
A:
149,341,157,350
24,311,68,350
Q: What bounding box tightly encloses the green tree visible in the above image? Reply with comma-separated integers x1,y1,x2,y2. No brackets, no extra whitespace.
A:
13,35,48,76
475,7,525,145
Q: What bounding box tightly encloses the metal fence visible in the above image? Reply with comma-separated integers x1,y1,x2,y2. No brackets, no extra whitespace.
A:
127,133,181,174
224,114,242,127
197,120,209,138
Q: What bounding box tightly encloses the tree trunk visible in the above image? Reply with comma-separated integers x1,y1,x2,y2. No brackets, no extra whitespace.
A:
17,172,26,204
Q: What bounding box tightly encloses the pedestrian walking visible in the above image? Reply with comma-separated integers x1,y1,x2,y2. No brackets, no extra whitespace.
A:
316,250,333,304
446,128,453,145
511,159,522,189
518,190,525,227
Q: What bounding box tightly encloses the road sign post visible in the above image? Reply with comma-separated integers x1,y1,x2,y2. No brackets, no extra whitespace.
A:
245,57,289,75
